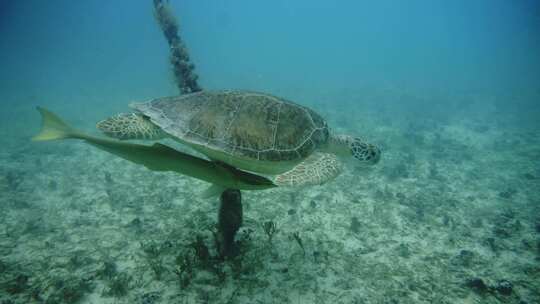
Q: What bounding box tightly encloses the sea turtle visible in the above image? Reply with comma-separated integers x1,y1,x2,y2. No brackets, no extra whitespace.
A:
96,90,380,191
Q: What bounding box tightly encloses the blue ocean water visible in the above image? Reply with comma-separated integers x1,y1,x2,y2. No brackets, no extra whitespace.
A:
0,1,539,303
2,1,539,103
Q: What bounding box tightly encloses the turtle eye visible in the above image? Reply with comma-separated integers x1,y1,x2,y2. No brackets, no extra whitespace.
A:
367,145,381,164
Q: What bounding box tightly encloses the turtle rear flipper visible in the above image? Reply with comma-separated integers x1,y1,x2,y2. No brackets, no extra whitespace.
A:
274,153,342,187
97,113,165,140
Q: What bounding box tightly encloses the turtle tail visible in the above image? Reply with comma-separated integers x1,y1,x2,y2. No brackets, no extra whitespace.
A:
32,107,79,141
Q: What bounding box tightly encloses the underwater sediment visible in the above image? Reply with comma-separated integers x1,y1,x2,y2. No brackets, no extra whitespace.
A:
1,88,539,304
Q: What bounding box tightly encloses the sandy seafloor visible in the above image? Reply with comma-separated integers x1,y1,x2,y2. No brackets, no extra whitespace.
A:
0,87,539,304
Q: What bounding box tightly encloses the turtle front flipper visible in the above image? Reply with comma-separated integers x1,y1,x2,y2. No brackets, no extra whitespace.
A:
274,153,343,187
97,113,165,140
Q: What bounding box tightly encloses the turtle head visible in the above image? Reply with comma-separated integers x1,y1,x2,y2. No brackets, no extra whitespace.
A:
350,138,381,165
331,135,381,165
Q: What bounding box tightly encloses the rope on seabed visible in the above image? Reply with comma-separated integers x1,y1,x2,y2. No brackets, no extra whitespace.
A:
153,0,202,94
